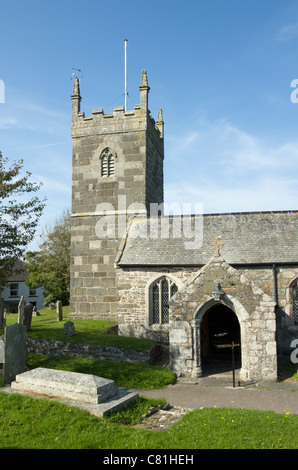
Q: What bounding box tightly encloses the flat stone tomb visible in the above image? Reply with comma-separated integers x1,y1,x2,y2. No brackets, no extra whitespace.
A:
10,367,139,415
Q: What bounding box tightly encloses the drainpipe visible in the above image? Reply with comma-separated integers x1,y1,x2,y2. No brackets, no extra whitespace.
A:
272,264,278,305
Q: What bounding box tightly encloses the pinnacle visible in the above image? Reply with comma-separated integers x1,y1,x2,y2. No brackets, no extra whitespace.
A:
72,77,80,96
140,69,149,88
157,107,163,122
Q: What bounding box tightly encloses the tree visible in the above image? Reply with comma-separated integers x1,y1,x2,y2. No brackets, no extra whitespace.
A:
25,210,71,306
0,151,46,286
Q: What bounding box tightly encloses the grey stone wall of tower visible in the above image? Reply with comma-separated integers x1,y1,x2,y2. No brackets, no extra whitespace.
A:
69,72,164,320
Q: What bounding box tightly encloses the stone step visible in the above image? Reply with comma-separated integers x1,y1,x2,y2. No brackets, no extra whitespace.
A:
11,367,118,404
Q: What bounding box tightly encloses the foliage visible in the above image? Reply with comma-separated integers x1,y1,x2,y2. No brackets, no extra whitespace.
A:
0,152,46,286
25,210,70,305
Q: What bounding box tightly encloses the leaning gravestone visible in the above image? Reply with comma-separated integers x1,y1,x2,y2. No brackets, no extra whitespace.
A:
64,321,75,337
3,323,27,384
23,303,33,332
17,296,25,324
56,300,63,321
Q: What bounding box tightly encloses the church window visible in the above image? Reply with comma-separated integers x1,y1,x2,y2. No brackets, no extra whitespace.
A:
100,148,115,177
150,277,178,325
293,280,298,325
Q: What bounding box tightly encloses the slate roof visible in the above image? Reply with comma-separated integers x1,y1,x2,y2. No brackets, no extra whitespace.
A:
7,259,28,282
116,211,298,266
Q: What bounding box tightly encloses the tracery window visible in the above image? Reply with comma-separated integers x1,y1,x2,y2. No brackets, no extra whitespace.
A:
293,280,298,326
150,277,178,325
100,148,115,177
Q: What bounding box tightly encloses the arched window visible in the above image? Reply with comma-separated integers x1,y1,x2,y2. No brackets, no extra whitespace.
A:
100,148,115,177
293,280,298,325
150,277,178,325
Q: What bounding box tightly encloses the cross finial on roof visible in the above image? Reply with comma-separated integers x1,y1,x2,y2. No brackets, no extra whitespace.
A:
212,236,224,257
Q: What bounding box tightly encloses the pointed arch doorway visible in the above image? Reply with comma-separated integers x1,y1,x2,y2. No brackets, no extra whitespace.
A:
200,303,241,375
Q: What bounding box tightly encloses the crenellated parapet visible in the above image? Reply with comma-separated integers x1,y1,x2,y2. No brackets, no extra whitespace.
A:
71,70,164,143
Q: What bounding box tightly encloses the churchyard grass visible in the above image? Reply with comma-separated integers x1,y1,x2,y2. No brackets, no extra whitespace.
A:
1,306,154,351
0,389,298,448
24,353,176,389
2,306,298,449
0,305,176,389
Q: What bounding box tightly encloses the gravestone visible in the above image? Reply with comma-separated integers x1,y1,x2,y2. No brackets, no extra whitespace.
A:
17,296,25,324
33,306,40,316
64,321,75,337
0,299,5,328
56,300,63,321
3,323,27,384
10,367,139,416
0,336,4,363
23,303,33,331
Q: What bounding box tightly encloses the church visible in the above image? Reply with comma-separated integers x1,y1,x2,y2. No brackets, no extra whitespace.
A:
69,71,298,382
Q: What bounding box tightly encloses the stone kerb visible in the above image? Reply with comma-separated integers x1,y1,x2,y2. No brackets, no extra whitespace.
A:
168,256,278,382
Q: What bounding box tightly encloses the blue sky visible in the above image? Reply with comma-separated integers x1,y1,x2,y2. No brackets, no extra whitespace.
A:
2,0,298,249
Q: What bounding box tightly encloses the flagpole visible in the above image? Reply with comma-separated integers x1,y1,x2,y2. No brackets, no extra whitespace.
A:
124,39,128,111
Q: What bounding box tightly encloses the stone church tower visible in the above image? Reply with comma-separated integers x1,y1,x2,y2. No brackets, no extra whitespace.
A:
69,71,164,320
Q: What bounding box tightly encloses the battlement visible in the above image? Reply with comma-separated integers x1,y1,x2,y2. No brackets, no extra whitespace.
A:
72,104,162,139
71,70,164,140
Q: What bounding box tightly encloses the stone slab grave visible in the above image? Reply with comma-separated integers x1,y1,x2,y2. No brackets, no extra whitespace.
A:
9,367,139,417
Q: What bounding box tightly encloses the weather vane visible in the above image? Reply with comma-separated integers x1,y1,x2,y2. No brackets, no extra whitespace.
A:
71,68,83,81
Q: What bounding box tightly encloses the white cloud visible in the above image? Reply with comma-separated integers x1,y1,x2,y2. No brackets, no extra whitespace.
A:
0,116,18,129
165,174,298,214
277,22,298,41
34,174,71,194
165,117,298,213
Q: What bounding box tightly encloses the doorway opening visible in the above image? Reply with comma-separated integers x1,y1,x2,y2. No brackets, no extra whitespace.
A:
201,303,241,374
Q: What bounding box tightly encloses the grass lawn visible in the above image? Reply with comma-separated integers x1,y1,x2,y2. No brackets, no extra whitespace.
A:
0,306,176,389
1,306,154,351
1,306,298,449
0,390,298,449
24,353,176,389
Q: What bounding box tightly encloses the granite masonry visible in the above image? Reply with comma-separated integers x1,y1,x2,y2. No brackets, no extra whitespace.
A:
69,71,164,322
69,70,298,382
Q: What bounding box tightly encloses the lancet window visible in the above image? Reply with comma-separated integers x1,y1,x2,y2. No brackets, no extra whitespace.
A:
100,148,115,177
150,277,178,325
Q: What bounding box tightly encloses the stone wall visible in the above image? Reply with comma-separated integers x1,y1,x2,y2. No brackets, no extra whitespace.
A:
26,337,154,364
118,264,298,345
117,266,196,343
239,265,298,354
117,258,298,381
69,74,164,321
168,256,278,381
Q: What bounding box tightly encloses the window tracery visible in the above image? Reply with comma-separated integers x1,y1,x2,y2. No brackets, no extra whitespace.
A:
150,277,178,325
